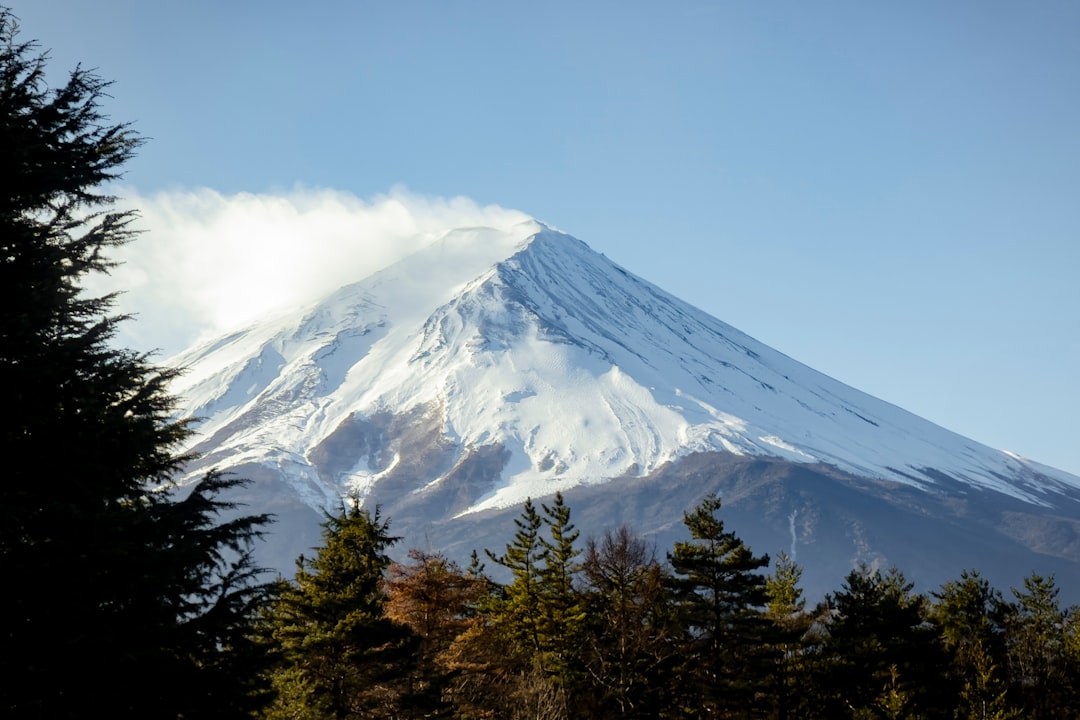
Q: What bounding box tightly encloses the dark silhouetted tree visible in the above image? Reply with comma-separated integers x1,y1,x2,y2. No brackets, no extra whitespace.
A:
0,10,272,718
817,565,951,719
1004,573,1078,719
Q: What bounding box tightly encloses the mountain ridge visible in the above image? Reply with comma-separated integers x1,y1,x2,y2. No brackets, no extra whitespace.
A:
167,222,1080,598
173,224,1078,509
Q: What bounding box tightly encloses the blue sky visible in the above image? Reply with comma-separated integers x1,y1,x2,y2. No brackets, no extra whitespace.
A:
18,1,1080,476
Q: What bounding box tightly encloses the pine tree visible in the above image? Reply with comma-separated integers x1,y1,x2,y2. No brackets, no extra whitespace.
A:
0,10,272,718
667,493,772,718
956,643,1021,720
262,500,416,720
765,552,805,619
486,497,547,661
932,570,1015,718
1003,573,1077,719
817,565,951,719
539,492,587,686
483,496,586,718
764,552,813,720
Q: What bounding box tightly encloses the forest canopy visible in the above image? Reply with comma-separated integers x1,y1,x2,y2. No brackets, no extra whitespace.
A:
256,492,1080,719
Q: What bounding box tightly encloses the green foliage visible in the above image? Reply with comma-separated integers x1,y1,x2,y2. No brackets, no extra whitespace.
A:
818,565,951,719
262,500,416,719
934,570,1007,659
765,552,814,720
481,493,588,712
539,492,588,682
933,570,1013,719
257,490,1079,720
486,497,547,659
766,551,806,618
0,10,272,718
263,666,332,720
956,643,1021,720
1003,573,1079,719
667,493,772,717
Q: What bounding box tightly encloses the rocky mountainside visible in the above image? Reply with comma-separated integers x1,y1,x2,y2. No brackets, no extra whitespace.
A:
169,221,1080,599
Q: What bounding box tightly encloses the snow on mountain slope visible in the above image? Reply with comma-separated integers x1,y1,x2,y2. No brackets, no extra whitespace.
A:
169,222,1080,516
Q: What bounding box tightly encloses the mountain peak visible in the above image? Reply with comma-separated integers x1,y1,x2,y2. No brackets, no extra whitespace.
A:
168,221,1080,601
173,222,1079,515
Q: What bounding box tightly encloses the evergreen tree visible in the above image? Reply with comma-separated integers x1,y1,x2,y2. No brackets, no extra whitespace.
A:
482,496,589,718
1003,573,1078,719
764,552,814,720
0,10,272,718
486,497,547,661
817,565,951,719
765,552,806,619
667,493,772,718
262,500,415,720
955,645,1021,720
932,570,1016,719
539,492,587,686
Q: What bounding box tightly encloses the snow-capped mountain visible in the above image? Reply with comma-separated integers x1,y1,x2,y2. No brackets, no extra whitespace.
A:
171,221,1080,599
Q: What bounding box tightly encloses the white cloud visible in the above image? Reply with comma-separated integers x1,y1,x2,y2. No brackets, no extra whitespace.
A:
85,187,532,357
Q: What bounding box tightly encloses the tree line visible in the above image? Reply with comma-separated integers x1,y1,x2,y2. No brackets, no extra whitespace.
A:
256,492,1080,720
4,8,1078,718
